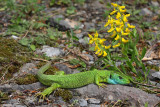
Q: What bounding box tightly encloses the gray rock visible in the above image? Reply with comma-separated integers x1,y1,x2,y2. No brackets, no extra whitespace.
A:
11,35,19,40
84,54,94,61
1,104,12,107
151,72,160,79
53,15,64,20
12,82,44,91
41,45,64,57
78,99,88,107
13,104,27,107
0,84,13,92
84,22,95,30
14,63,37,76
54,63,72,74
24,96,36,105
75,84,160,107
88,99,101,104
151,1,159,7
79,38,89,45
140,8,152,16
88,104,101,107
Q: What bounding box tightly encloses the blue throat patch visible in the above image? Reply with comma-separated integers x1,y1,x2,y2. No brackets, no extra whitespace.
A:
107,78,118,84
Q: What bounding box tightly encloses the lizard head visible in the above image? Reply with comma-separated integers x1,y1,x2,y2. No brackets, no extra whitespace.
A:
107,73,130,85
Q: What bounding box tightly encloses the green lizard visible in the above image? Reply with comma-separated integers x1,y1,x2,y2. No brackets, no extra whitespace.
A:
36,62,130,99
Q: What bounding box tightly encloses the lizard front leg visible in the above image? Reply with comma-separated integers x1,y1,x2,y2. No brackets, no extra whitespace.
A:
35,83,61,100
95,75,107,88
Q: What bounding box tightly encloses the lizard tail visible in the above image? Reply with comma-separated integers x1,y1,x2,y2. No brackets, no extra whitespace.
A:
37,62,51,76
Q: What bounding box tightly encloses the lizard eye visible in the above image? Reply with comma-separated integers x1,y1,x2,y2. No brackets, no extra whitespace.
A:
119,76,123,79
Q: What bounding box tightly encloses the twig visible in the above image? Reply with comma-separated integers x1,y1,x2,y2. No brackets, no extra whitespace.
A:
0,65,12,83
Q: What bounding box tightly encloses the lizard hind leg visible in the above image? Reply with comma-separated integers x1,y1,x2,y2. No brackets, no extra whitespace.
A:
35,83,61,100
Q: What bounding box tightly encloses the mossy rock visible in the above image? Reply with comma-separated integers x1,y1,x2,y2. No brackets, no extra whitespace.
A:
15,74,38,85
54,89,73,102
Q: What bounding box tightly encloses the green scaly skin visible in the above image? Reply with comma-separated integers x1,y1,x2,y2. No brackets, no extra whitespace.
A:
36,62,130,99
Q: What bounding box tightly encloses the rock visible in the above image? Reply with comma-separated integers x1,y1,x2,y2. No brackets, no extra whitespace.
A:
78,99,88,106
54,63,72,74
41,45,64,57
88,99,101,104
14,63,37,76
0,84,13,92
75,84,160,107
88,104,101,107
84,54,94,61
151,72,160,79
11,35,19,40
1,104,13,107
151,1,159,7
79,38,89,45
140,8,152,16
84,22,95,30
24,96,36,105
12,82,43,91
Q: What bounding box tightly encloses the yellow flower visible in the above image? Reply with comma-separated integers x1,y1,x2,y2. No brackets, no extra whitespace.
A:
105,45,111,49
116,12,121,19
103,51,107,57
95,49,101,54
94,31,98,38
88,31,99,44
116,27,121,32
119,6,125,9
110,9,117,15
99,38,106,44
112,43,120,48
110,31,116,38
115,35,120,40
120,8,126,13
122,31,129,36
125,28,131,33
123,16,128,22
122,38,129,43
94,44,99,51
127,23,135,28
125,14,130,17
98,51,103,56
104,16,114,27
111,3,118,7
108,27,114,32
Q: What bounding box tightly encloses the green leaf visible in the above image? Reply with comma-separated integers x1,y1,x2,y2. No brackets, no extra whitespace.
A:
89,46,95,51
140,48,146,60
66,6,76,15
79,61,86,68
120,64,126,73
66,31,71,38
72,35,79,41
30,44,36,51
19,38,29,46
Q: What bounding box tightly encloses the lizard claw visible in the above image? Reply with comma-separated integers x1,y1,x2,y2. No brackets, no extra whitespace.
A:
35,92,47,102
98,83,107,88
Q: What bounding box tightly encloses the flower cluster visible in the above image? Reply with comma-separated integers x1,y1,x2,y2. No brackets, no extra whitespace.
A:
88,32,111,57
104,3,135,48
88,3,135,57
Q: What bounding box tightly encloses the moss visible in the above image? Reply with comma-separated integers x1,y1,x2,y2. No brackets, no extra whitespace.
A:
15,74,38,85
0,91,9,103
0,37,33,82
54,89,73,102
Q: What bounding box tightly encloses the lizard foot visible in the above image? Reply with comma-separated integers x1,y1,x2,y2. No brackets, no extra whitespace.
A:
35,92,47,102
98,83,107,88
